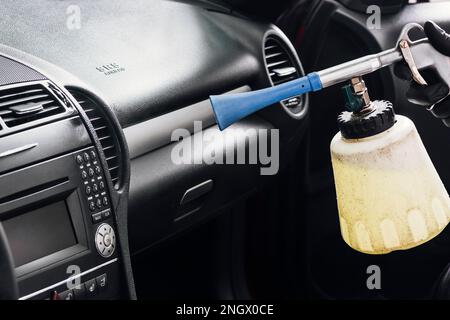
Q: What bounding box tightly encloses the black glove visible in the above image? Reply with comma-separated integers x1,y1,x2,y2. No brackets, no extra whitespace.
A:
395,21,450,126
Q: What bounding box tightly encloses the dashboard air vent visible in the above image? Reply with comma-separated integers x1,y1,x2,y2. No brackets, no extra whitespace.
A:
263,34,307,116
264,36,300,86
0,83,66,128
70,91,122,189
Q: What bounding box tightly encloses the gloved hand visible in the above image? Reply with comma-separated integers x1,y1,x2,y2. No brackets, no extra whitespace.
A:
395,21,450,126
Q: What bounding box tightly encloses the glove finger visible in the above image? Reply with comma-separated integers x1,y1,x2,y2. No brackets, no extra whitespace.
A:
406,81,449,107
394,61,412,81
395,62,443,84
430,96,450,119
424,21,450,56
442,117,450,128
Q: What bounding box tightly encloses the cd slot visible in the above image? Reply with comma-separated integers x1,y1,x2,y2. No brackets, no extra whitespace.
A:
0,149,88,216
0,116,90,175
0,178,69,206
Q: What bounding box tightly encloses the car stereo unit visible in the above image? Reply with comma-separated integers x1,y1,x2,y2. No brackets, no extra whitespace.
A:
0,117,124,300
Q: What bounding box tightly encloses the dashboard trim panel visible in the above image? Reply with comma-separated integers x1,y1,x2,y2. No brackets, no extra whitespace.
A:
18,258,118,300
124,86,251,159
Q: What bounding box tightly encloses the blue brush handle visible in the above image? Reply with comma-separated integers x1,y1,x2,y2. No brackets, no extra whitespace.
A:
210,72,322,130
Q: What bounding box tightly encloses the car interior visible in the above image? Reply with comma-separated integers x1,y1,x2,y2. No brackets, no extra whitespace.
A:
0,0,450,301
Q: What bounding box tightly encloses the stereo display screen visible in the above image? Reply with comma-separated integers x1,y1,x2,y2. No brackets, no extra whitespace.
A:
3,201,77,267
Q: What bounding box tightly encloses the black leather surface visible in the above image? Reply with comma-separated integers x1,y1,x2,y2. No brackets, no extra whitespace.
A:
0,0,267,128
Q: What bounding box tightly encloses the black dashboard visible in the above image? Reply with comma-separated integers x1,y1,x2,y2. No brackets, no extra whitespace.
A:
0,62,131,300
0,0,308,299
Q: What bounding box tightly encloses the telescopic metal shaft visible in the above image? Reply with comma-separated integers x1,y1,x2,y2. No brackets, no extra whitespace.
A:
317,48,403,88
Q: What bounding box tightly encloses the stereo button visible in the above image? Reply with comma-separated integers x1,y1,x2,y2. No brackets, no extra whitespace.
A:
88,168,95,177
50,291,60,300
104,233,112,246
85,279,97,297
59,289,75,300
96,274,107,291
83,152,90,162
92,212,103,223
102,209,111,219
76,155,83,164
95,223,116,258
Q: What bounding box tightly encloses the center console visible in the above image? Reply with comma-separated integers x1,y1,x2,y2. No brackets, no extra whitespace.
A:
0,56,134,300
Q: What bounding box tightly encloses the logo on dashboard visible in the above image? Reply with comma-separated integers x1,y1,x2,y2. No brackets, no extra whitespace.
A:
95,63,125,76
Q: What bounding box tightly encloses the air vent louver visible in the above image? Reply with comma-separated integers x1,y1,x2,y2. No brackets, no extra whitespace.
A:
70,91,122,189
264,35,307,115
0,83,66,128
264,37,300,86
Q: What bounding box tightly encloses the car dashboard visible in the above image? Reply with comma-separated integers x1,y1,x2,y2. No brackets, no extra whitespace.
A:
0,0,309,300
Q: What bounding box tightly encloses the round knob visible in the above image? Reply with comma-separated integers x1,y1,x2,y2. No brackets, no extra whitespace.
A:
95,223,116,258
103,233,112,247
